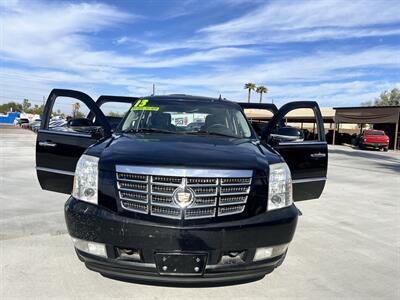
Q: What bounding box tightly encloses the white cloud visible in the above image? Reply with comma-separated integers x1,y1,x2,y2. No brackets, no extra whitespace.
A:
145,0,400,53
201,0,400,33
0,0,399,108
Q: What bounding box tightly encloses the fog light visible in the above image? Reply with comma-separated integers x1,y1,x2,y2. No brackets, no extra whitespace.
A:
253,244,288,261
219,250,246,265
72,238,107,257
117,248,141,261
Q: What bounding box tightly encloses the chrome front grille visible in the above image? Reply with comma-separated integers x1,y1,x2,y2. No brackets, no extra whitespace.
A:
116,166,253,220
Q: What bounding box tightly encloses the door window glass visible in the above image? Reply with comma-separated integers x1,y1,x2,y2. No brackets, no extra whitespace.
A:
273,108,320,142
48,97,101,135
95,102,131,130
243,108,274,137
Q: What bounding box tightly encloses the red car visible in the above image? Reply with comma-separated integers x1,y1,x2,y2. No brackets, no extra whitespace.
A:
358,130,389,151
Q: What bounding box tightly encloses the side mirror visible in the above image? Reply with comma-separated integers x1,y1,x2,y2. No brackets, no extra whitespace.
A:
90,127,104,139
270,126,304,144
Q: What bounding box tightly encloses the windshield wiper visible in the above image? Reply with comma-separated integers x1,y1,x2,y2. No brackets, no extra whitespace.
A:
122,128,176,134
186,130,239,138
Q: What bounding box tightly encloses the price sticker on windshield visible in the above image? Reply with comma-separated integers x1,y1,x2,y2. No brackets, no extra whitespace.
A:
131,99,160,111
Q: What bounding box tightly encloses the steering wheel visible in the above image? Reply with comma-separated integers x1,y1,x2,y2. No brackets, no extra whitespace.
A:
206,124,234,135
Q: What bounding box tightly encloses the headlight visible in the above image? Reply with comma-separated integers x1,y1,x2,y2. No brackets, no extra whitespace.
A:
72,154,99,205
268,163,292,211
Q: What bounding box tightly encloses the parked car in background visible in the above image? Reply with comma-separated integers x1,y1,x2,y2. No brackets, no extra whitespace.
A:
185,121,204,131
357,130,389,151
28,120,42,132
16,118,29,127
49,119,67,129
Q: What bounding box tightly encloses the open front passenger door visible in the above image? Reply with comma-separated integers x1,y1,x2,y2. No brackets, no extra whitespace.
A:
36,89,112,194
263,101,327,201
241,101,327,202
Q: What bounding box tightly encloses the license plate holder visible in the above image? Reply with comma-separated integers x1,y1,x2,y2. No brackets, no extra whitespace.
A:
154,252,207,276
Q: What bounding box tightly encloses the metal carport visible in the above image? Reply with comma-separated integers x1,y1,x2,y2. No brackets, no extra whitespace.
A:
333,106,400,150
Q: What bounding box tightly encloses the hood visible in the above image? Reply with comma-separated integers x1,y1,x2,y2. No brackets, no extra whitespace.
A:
98,133,280,174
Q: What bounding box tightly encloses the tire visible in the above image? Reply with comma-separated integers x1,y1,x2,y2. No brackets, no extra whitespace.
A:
359,143,365,150
384,147,389,152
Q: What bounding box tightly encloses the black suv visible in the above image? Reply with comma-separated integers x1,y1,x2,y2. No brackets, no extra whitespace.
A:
36,89,327,285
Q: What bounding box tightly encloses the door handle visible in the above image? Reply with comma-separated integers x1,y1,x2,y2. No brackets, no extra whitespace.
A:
310,152,326,158
39,141,57,147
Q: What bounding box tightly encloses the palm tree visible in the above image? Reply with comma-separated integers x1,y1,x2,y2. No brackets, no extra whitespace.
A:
256,86,268,103
72,102,80,118
244,83,256,103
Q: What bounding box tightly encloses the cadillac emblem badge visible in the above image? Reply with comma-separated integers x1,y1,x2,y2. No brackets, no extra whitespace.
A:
173,181,194,208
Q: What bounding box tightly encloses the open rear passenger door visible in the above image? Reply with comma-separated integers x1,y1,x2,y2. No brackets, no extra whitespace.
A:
36,89,112,194
241,101,327,201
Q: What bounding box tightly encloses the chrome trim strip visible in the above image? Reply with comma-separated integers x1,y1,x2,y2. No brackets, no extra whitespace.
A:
187,183,218,187
292,177,327,184
118,192,148,204
219,196,248,206
150,207,182,220
117,181,148,190
36,167,75,176
39,129,92,138
118,186,148,194
192,197,217,207
151,181,181,187
120,202,149,214
278,141,327,146
220,182,251,186
116,176,148,184
218,205,245,216
150,191,174,197
116,165,253,178
150,201,175,208
185,208,216,220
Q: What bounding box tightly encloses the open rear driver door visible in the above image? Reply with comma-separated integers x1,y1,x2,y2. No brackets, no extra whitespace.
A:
36,89,112,194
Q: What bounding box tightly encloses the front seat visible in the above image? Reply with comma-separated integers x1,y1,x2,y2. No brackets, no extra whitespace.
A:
150,113,175,131
202,114,226,130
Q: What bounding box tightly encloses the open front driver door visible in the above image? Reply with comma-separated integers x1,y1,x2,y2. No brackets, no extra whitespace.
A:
36,89,112,194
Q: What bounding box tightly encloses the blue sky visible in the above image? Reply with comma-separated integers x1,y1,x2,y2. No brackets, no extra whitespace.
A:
1,0,400,108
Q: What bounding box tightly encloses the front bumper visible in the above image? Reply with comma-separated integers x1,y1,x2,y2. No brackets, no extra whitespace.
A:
65,197,298,285
362,142,388,148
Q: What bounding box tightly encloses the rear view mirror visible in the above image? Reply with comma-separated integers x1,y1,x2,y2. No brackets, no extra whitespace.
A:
270,126,304,143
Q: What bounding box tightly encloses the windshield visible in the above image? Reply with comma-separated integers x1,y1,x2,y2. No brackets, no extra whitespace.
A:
366,131,385,136
120,99,253,138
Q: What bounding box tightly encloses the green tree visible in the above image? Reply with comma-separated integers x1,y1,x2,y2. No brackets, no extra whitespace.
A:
0,102,23,114
244,83,256,103
256,86,268,103
53,109,65,118
107,111,125,117
375,88,400,106
22,99,31,112
362,88,400,106
75,110,85,118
